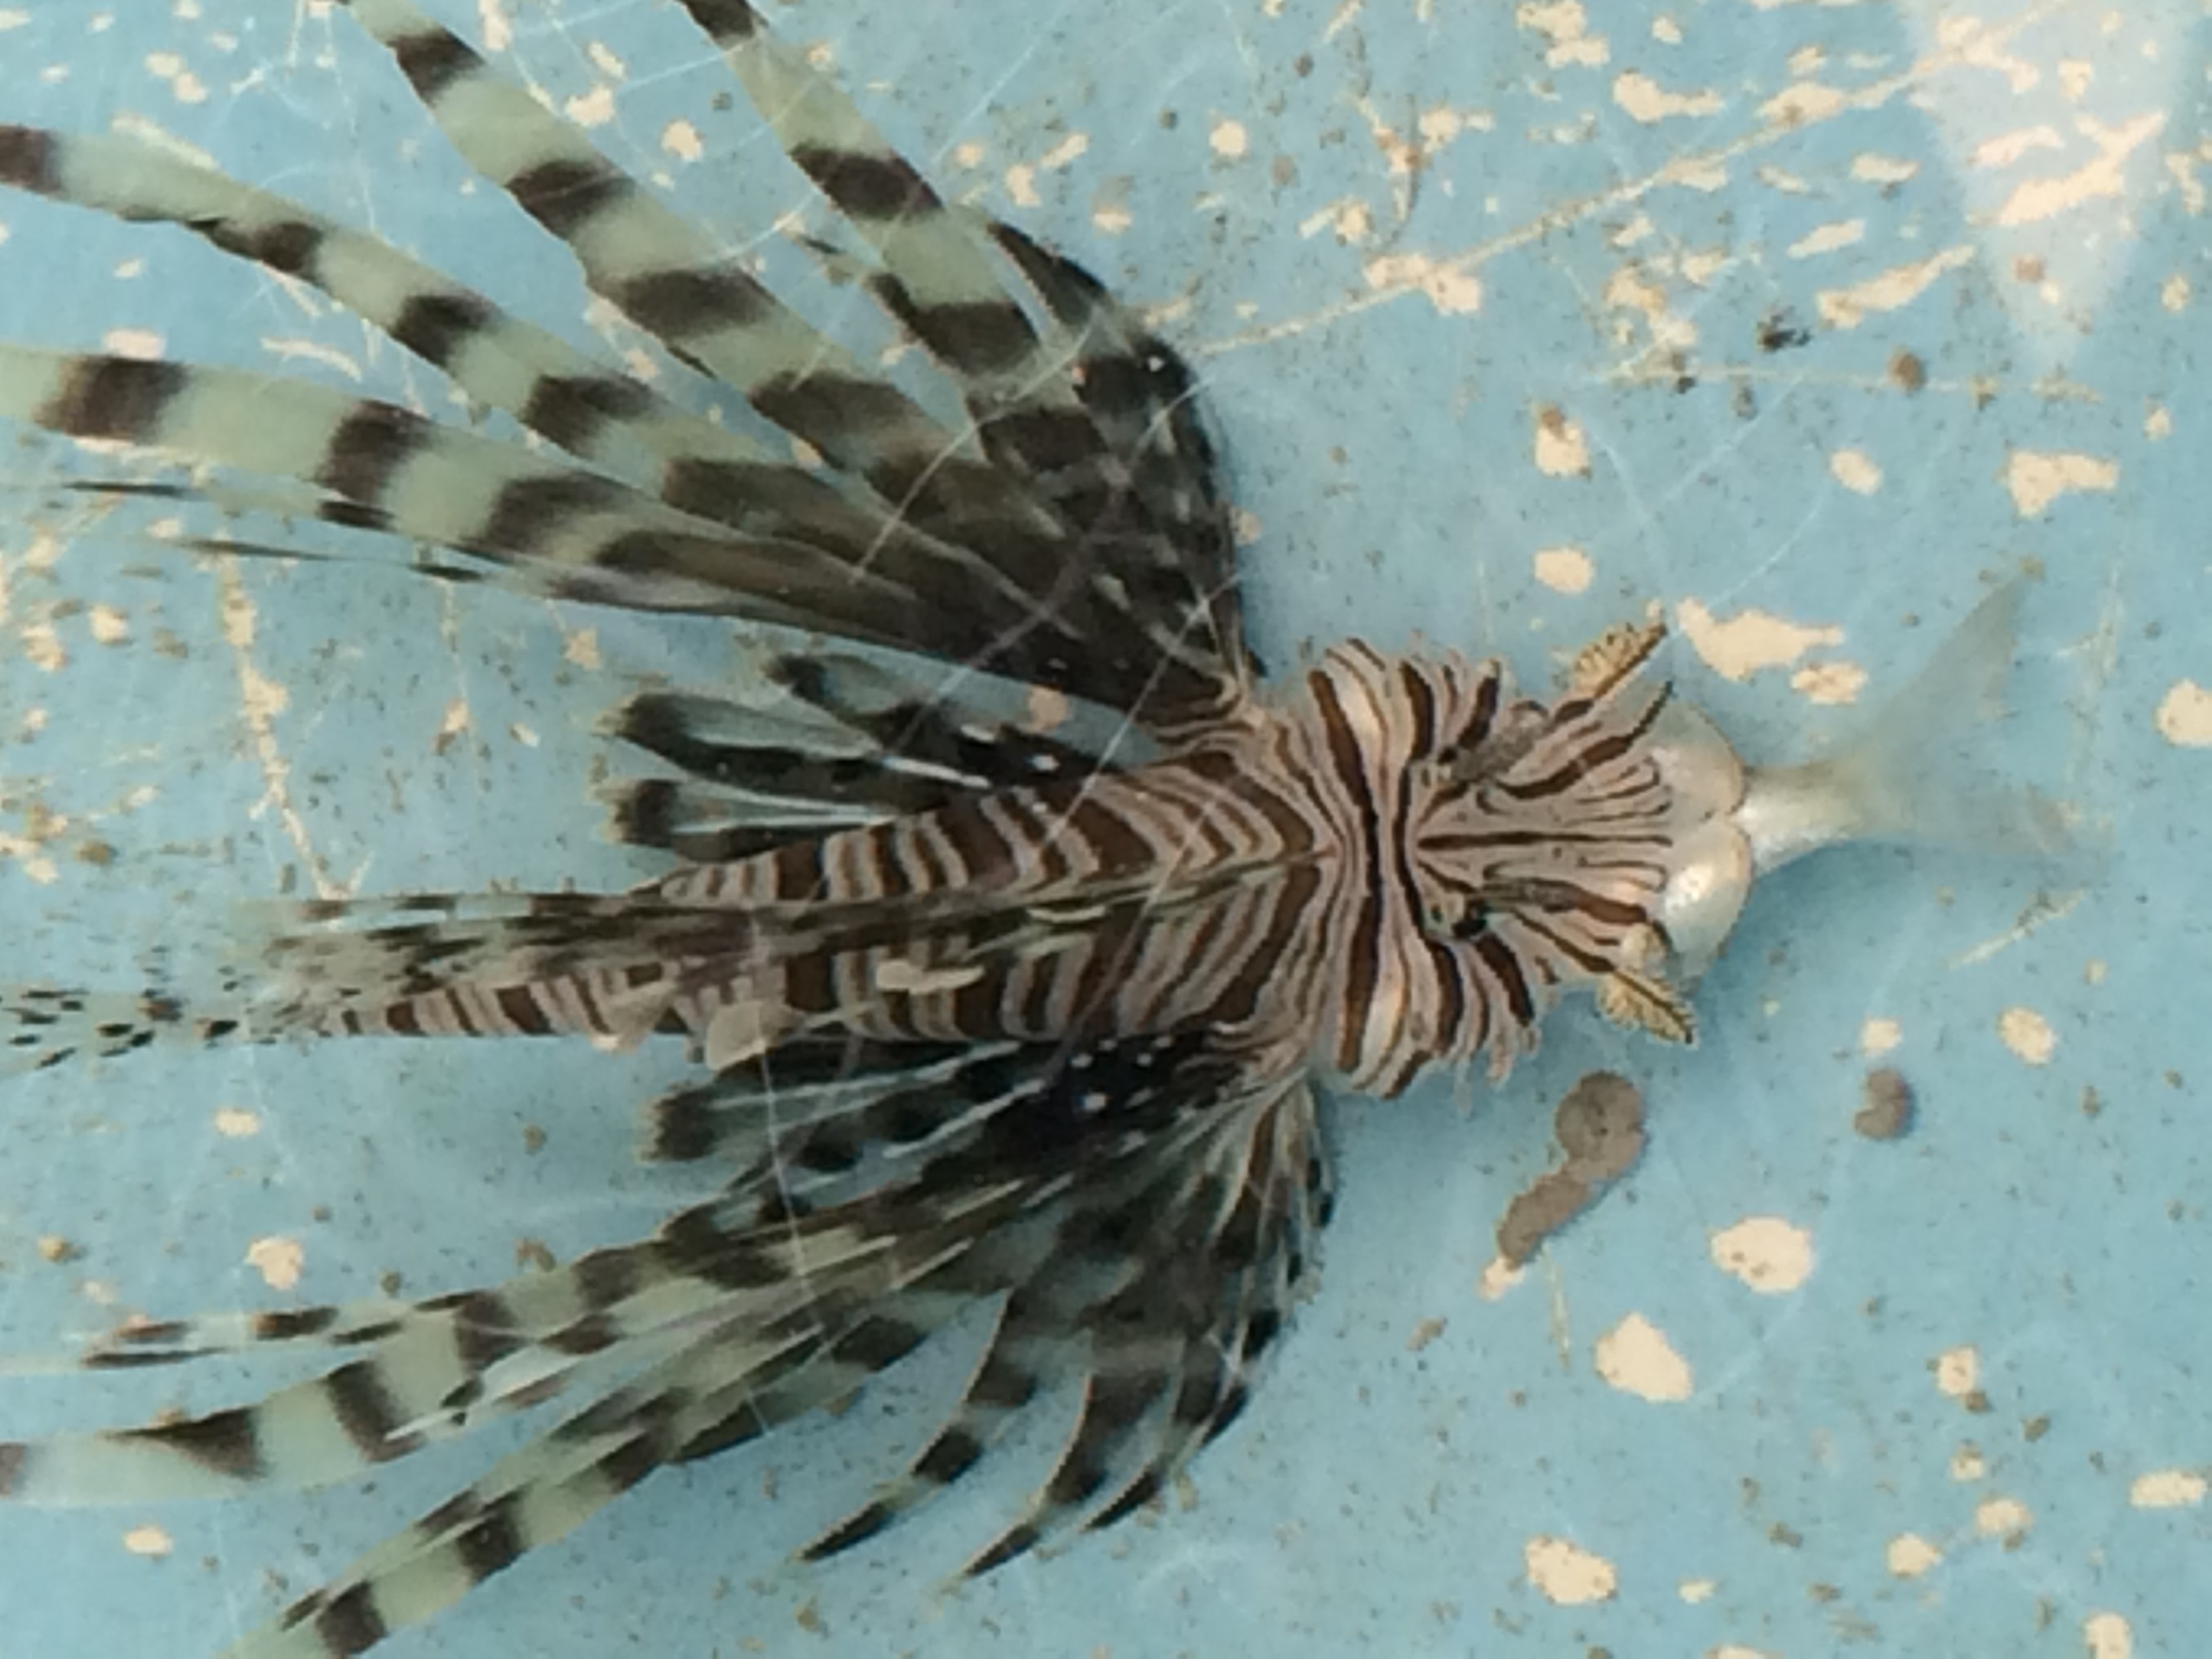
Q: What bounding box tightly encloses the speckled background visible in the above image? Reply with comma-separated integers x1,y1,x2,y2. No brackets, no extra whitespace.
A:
0,1,2206,1656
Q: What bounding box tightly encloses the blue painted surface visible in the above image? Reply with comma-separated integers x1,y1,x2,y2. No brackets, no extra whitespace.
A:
0,1,2206,1655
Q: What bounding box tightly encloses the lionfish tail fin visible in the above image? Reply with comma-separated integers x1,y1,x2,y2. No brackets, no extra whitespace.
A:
1769,577,2075,866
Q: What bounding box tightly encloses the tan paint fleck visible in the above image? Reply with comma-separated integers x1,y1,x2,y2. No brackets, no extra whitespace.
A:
1709,1216,1815,1293
1517,1,1609,68
1675,600,1841,682
2162,275,2191,312
1816,245,1974,328
1650,15,1682,45
1828,448,1882,494
1004,163,1040,208
1951,1443,1988,1481
1364,253,1483,316
1788,218,1864,258
1935,1345,1980,1399
1791,660,1866,705
2154,681,2212,747
1533,406,1591,477
1710,1647,1777,1659
562,85,616,129
1594,1313,1694,1401
1999,1005,2057,1065
1612,70,1722,123
1477,1256,1525,1300
2128,1469,2207,1509
1973,125,2065,169
1993,112,2165,228
2003,449,2118,517
2167,150,2205,216
561,626,601,670
212,1107,261,1138
121,1524,173,1558
1851,152,1919,184
1761,81,1846,125
1208,117,1250,160
246,1235,304,1292
584,39,627,81
476,0,514,53
2057,58,2093,101
1973,1494,2032,1540
2145,404,2172,441
2084,1613,2133,1659
1523,1535,1618,1604
215,560,344,900
1886,1533,1943,1577
1532,546,1594,595
1024,683,1071,734
100,327,165,360
1860,1017,1902,1057
1679,1577,1716,1603
661,119,703,162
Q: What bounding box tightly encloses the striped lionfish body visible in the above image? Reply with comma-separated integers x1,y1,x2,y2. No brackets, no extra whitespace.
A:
0,3,2057,1655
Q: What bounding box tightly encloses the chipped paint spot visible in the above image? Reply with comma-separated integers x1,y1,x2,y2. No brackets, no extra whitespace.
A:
1004,163,1040,208
1477,1256,1525,1300
1972,1494,2032,1540
1678,1577,1715,1603
2128,1469,2207,1509
1951,1443,1988,1481
1707,1221,1814,1300
1828,449,1882,494
2084,1613,2134,1659
1039,132,1090,172
1817,245,1973,328
1710,1216,1814,1293
2162,274,2191,313
1998,1005,2057,1066
476,0,514,53
1790,660,1866,705
1612,70,1721,123
1650,16,1682,45
1885,1533,1942,1577
1851,152,1918,184
1993,112,2165,228
1533,405,1591,477
2003,449,2118,517
1532,546,1593,595
246,1235,304,1292
1934,1345,1980,1399
2154,680,2212,747
1973,125,2065,169
1594,1313,1693,1401
1761,81,1846,126
1860,1017,1902,1057
1208,118,1249,161
1523,1536,1617,1604
1025,684,1071,734
1364,252,1482,316
100,327,166,360
1788,218,1864,258
661,119,702,163
213,1107,261,1139
1675,600,1841,682
121,1524,173,1557
1517,1,1609,68
564,85,617,129
561,626,601,670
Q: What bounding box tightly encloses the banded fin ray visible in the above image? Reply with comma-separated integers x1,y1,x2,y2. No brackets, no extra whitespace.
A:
676,0,1255,733
600,647,1148,861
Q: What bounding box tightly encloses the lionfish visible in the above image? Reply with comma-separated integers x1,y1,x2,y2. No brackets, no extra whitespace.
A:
0,2,2060,1654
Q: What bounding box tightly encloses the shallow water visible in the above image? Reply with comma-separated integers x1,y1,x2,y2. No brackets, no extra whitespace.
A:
0,2,2205,1654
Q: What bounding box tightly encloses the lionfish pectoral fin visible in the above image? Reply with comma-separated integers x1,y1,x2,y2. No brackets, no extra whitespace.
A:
1564,615,1667,699
1593,969,1696,1045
